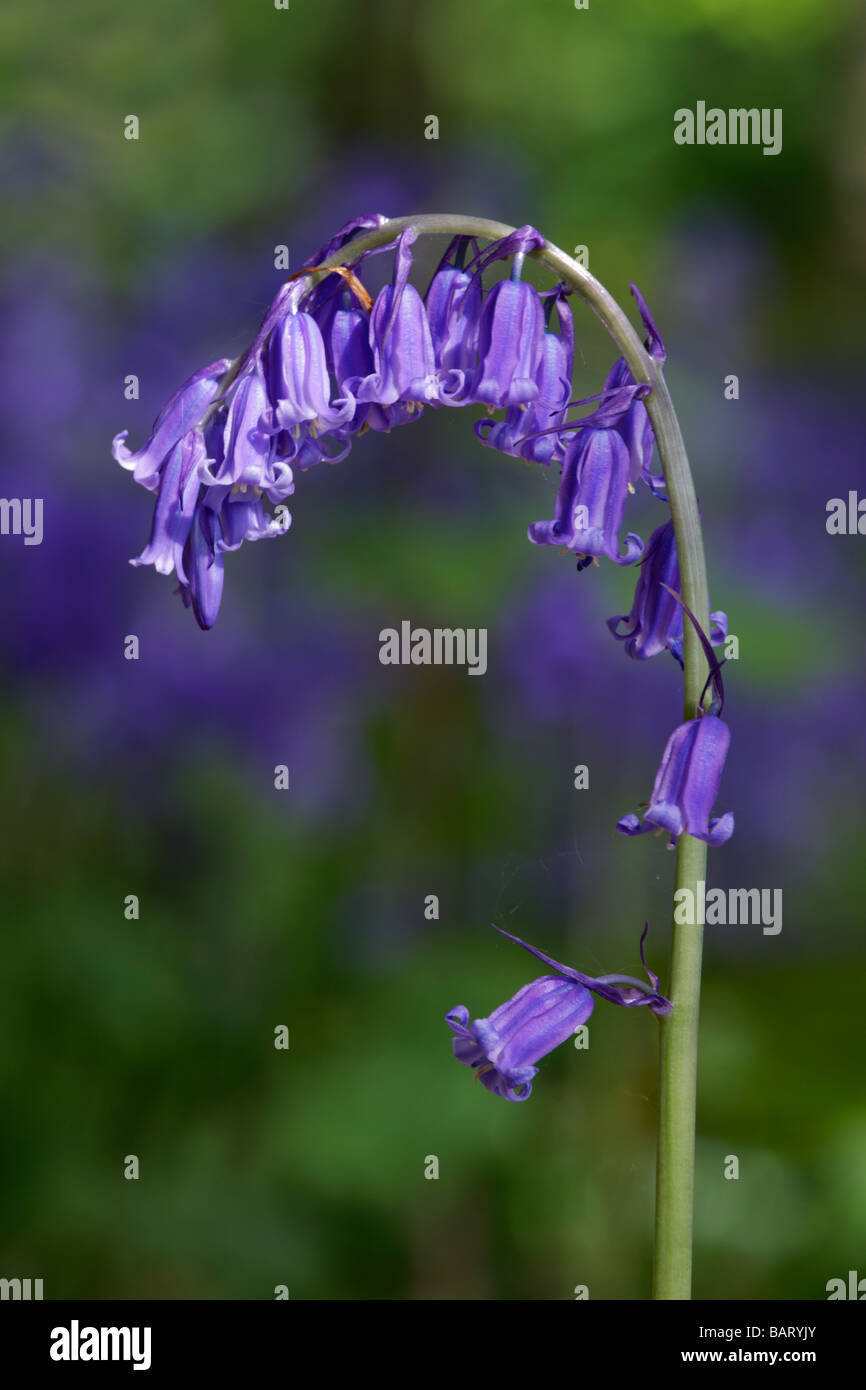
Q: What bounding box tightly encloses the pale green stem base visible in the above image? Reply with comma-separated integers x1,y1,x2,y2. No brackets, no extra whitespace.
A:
653,832,706,1298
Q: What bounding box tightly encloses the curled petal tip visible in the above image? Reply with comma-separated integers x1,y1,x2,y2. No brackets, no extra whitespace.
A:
615,532,644,565
705,812,735,846
617,813,644,837
112,430,133,466
629,282,666,362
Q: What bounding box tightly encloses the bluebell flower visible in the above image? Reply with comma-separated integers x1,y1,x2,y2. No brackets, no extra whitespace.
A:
112,357,231,489
129,428,206,581
617,712,735,847
424,224,548,411
447,925,671,1102
424,235,483,379
447,977,593,1102
608,519,728,664
213,488,290,553
602,357,665,495
468,268,545,409
265,309,355,433
326,300,374,424
347,228,464,409
475,286,574,465
528,426,643,565
125,362,297,628
258,306,359,468
323,296,418,436
201,364,295,501
178,503,225,631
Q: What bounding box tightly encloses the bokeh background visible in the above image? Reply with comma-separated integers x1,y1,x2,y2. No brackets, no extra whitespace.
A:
1,0,864,1300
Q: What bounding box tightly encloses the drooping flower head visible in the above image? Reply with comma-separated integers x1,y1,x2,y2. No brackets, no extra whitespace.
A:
424,234,483,378
608,519,727,665
178,502,225,632
347,227,464,410
204,362,295,500
447,975,594,1102
114,219,575,626
113,217,720,652
129,428,207,582
213,487,290,554
265,309,355,434
121,356,298,629
618,711,735,848
475,285,574,465
528,425,644,566
446,924,671,1102
465,227,547,408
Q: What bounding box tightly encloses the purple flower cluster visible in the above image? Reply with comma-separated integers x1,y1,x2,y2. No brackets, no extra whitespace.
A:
116,218,546,628
114,217,673,630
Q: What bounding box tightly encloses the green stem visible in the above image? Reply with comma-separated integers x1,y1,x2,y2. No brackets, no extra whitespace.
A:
642,371,709,1302
653,832,706,1298
285,216,714,1297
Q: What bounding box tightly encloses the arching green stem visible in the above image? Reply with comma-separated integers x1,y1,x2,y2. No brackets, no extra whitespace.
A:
243,215,714,1297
